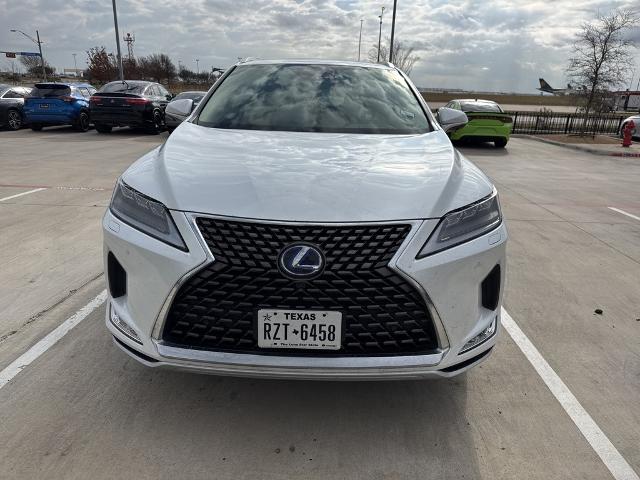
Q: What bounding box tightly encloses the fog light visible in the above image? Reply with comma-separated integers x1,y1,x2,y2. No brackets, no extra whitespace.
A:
460,317,497,354
110,303,142,344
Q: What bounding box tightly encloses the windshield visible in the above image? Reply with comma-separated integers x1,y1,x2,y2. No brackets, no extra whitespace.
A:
99,82,148,94
30,85,71,98
460,102,503,113
197,64,431,134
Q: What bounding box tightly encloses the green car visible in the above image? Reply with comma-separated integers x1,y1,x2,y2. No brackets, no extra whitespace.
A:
442,99,513,148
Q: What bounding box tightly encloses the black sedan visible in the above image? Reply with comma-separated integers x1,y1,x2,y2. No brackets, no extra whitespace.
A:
0,84,32,130
165,91,206,131
89,80,172,134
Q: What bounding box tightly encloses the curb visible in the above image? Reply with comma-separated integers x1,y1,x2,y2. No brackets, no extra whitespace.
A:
513,135,640,158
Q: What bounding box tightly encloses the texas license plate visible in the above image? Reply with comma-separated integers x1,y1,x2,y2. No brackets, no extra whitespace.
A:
40,104,49,108
257,309,342,350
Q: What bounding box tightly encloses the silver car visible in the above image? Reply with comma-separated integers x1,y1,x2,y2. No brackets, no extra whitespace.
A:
103,59,507,380
620,115,640,138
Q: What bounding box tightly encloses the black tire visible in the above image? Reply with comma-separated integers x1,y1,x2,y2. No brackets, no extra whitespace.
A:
494,138,508,148
31,123,43,131
146,109,163,134
7,109,22,130
95,124,112,133
75,111,90,132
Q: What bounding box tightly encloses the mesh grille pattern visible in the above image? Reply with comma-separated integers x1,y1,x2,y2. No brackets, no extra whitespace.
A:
161,218,438,356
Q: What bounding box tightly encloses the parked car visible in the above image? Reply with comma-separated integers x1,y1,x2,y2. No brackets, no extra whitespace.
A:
103,59,506,380
165,91,206,131
439,99,513,148
619,115,640,139
0,84,32,130
90,81,172,134
23,82,96,132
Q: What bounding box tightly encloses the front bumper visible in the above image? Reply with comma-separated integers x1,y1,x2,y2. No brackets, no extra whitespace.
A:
103,210,507,380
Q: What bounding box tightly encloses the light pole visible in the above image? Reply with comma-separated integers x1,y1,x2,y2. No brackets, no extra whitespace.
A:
72,53,78,75
196,59,200,75
389,0,397,63
377,6,385,63
10,28,46,81
111,0,124,81
358,19,363,61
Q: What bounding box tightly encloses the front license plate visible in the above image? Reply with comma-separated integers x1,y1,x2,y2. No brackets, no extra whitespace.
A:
257,309,342,350
40,104,49,109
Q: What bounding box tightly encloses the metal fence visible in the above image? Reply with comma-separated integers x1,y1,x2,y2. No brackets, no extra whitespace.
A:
507,111,625,136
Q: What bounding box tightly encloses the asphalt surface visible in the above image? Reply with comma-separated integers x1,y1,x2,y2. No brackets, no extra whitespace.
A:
0,126,639,480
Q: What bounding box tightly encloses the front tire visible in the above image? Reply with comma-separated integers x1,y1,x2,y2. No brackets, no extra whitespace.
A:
494,138,508,148
7,109,22,130
95,124,112,133
75,111,90,132
31,123,43,131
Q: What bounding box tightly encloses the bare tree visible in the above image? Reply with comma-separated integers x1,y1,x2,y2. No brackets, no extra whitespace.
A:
139,53,176,84
369,37,419,74
19,55,54,77
86,46,117,82
567,9,638,125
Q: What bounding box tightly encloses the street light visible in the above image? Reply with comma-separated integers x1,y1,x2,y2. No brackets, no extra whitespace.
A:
72,53,78,75
196,59,200,75
358,19,364,61
389,0,397,63
377,6,385,63
111,0,125,81
10,28,46,81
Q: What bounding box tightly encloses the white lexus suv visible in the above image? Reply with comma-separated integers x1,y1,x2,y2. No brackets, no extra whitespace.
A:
103,59,507,380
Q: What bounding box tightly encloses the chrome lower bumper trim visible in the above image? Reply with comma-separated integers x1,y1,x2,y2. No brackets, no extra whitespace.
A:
113,338,492,380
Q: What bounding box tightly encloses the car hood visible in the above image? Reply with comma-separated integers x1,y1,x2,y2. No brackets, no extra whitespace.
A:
122,122,494,222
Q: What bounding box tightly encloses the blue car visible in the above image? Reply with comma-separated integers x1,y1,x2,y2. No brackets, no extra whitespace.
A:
24,82,96,132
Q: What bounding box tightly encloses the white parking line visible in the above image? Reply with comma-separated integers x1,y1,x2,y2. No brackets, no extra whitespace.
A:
608,207,640,222
501,308,639,480
0,187,48,203
0,290,107,390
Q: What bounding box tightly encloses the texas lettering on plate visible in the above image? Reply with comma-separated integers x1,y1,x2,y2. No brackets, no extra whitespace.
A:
257,309,342,350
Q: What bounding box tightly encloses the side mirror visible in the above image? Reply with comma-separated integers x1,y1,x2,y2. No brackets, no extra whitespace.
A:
166,98,194,117
165,94,173,101
436,107,468,133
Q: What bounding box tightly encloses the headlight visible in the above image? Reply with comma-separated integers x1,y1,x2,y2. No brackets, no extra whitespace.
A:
110,180,187,251
417,192,501,257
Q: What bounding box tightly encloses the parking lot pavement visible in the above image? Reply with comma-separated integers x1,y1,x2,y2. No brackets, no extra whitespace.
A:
0,127,167,358
0,131,639,479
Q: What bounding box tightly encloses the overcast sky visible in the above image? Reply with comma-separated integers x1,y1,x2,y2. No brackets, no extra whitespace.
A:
1,0,639,93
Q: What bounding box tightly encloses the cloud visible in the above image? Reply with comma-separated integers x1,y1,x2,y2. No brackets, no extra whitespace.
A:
0,0,638,92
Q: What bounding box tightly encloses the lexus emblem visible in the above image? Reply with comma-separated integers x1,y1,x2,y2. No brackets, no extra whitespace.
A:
279,244,324,279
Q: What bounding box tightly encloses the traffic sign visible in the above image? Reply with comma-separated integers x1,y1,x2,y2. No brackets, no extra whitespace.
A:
19,52,41,57
5,52,16,58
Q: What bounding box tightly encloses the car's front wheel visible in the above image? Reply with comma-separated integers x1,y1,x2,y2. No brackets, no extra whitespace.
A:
7,109,22,130
75,111,90,132
95,124,112,133
494,138,508,148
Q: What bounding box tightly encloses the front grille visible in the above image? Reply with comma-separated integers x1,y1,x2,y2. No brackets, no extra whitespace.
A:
161,218,439,356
